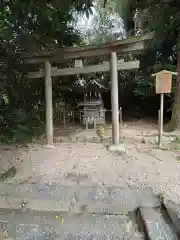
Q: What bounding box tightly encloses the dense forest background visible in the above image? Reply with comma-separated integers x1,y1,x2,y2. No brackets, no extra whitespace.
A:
0,0,179,143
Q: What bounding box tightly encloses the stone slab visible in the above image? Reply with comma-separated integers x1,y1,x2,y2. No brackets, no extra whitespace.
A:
43,144,55,149
109,187,160,208
139,207,178,240
108,144,126,154
0,211,143,240
74,201,135,215
0,184,160,215
26,199,69,213
136,187,160,207
164,199,180,235
0,196,22,211
0,183,76,201
48,214,138,240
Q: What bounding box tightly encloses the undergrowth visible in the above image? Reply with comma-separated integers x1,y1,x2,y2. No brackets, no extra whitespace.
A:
0,120,45,144
171,136,180,161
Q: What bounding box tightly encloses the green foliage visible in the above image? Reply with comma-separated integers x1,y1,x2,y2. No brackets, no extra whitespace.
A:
1,0,179,141
80,0,123,45
0,0,94,144
114,0,136,32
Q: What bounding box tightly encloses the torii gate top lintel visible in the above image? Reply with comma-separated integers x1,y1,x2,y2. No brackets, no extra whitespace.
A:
20,33,153,64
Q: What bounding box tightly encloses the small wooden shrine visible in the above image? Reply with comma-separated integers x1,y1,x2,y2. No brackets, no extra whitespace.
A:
78,78,107,126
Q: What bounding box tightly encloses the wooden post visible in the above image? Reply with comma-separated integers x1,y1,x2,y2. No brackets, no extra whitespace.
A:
72,111,75,124
94,118,96,130
158,109,161,147
119,107,122,126
119,107,122,142
110,52,119,145
79,111,81,124
86,118,88,130
63,109,66,128
158,93,164,148
45,60,53,145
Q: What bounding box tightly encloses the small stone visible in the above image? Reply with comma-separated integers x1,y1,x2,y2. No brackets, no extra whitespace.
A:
72,164,77,169
141,139,146,144
161,146,169,151
23,198,28,204
44,145,55,149
108,144,126,154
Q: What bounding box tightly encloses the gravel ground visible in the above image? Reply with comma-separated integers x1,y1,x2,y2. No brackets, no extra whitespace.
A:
1,120,178,204
12,137,180,204
1,121,180,239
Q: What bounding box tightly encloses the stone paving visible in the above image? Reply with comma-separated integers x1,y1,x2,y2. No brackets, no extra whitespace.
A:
10,139,180,204
0,184,160,239
0,183,179,239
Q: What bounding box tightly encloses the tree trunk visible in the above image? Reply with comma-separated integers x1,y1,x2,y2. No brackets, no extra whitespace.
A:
165,53,180,132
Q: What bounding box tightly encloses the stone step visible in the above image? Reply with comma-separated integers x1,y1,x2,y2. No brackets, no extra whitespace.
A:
138,207,178,240
0,186,160,217
0,184,160,208
0,212,143,240
163,199,180,235
0,196,159,216
0,203,179,239
0,184,175,240
0,196,22,210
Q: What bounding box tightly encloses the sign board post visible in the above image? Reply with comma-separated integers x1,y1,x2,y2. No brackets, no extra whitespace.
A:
159,94,164,148
152,70,175,148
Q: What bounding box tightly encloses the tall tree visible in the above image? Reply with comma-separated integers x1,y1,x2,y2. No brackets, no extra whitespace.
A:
0,0,94,142
82,0,124,44
108,0,180,131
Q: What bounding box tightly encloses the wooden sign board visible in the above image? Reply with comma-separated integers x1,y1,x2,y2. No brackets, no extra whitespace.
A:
152,70,173,94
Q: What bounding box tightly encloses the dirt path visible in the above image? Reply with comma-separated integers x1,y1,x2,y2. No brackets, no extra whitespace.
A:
1,121,180,239
4,120,180,204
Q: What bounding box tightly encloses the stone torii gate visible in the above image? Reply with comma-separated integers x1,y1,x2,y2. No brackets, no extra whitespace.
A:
20,33,152,150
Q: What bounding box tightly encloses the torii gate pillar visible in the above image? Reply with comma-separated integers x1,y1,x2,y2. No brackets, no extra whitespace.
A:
45,60,53,146
108,52,125,153
110,52,120,145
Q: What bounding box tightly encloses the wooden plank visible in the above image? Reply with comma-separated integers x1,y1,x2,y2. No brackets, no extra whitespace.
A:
28,60,140,79
158,94,164,148
152,70,178,76
21,33,153,63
